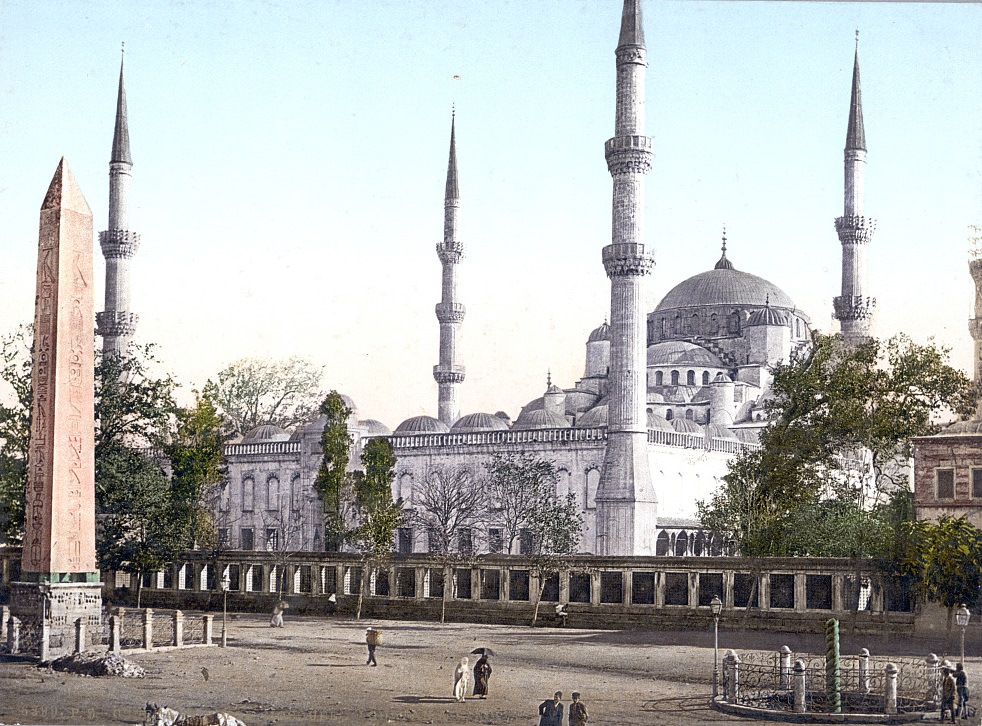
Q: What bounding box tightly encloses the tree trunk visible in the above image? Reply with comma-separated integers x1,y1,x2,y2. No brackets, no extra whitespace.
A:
137,576,143,609
356,561,370,621
530,575,546,628
441,563,451,625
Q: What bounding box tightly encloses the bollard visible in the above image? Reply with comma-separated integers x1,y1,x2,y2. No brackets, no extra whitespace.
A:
779,645,793,689
75,617,86,654
1,605,8,642
203,615,213,646
926,653,941,706
173,610,183,647
825,618,841,713
9,617,20,654
143,609,154,650
39,620,50,662
884,662,898,715
858,648,870,694
724,650,740,703
110,615,121,653
793,659,807,713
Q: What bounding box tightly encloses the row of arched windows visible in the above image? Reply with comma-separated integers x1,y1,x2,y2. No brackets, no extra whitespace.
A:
238,474,303,512
653,369,714,387
651,311,743,340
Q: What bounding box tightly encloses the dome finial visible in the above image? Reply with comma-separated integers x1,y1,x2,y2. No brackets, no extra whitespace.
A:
765,293,770,307
547,369,552,387
714,226,734,270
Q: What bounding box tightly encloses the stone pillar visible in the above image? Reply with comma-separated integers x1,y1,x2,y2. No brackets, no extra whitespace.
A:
832,574,844,612
74,617,85,654
590,571,601,605
884,662,898,715
723,571,734,609
654,571,665,608
203,614,213,646
793,659,806,713
623,571,633,606
1,605,8,642
559,571,570,604
9,617,21,654
39,620,50,662
723,650,740,703
858,648,871,693
927,653,941,705
794,574,806,612
173,610,183,647
687,573,697,609
143,609,153,650
759,574,771,611
779,645,793,689
109,615,121,653
11,160,102,660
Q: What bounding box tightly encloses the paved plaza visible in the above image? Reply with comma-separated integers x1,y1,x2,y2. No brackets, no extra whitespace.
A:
0,614,976,725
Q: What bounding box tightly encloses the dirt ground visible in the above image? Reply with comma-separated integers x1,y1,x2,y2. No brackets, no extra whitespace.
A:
0,613,977,725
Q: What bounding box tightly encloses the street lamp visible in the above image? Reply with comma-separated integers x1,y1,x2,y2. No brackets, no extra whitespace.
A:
221,572,230,648
710,595,723,699
956,604,971,665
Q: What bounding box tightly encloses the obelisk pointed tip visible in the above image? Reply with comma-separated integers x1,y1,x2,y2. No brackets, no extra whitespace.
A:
42,158,92,216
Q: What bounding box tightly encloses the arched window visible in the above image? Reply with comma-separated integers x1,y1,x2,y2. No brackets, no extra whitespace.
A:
647,319,655,344
690,313,699,335
709,314,719,335
266,476,279,511
666,409,674,421
702,371,710,385
671,370,680,386
242,477,254,512
673,314,681,335
585,468,600,510
290,474,301,510
655,371,663,386
675,530,689,556
686,370,695,386
685,409,694,420
660,318,668,337
694,531,706,556
727,310,741,334
656,531,670,556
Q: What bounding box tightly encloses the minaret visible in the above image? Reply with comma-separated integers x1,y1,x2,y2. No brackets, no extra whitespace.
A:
832,34,875,344
96,48,140,358
595,0,658,556
968,226,982,387
433,112,465,425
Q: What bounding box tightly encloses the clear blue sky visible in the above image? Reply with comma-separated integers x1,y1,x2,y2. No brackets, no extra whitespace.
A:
1,1,980,428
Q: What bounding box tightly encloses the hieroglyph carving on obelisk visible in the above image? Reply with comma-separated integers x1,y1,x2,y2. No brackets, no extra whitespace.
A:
23,158,97,579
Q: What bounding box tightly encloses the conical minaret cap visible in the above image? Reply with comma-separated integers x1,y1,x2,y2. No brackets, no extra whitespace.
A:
618,0,645,48
111,53,132,165
445,112,458,200
846,41,866,152
42,157,92,215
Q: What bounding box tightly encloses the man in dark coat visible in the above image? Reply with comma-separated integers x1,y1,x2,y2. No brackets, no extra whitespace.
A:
538,691,563,726
473,654,492,698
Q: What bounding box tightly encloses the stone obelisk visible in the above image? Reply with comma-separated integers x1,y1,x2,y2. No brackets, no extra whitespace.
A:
10,158,102,659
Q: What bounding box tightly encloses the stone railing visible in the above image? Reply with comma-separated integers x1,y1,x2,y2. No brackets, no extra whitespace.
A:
224,441,301,456
390,426,608,450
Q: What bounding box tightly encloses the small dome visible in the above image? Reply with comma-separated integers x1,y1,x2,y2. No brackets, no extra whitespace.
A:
647,412,674,431
706,423,737,440
394,415,450,434
546,383,563,395
712,372,733,384
513,409,571,430
747,304,790,328
339,393,358,416
452,412,510,433
942,419,982,435
575,405,607,428
587,321,610,343
647,341,724,368
732,427,762,444
241,424,291,443
358,419,392,436
655,266,796,312
671,418,702,434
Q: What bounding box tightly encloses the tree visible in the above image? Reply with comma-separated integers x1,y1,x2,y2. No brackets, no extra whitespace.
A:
484,453,583,626
414,465,488,622
350,437,403,620
0,325,31,543
313,391,355,551
203,356,324,437
166,391,229,551
698,333,976,557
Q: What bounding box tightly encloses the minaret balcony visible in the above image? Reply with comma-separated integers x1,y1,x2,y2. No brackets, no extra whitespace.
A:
99,229,141,258
832,295,875,322
433,365,466,384
604,136,653,175
436,244,463,264
969,258,982,284
834,215,876,244
602,243,654,278
96,311,139,337
435,302,466,323
969,318,982,339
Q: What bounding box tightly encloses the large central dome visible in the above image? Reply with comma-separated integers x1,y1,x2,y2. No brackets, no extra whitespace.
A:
655,267,795,312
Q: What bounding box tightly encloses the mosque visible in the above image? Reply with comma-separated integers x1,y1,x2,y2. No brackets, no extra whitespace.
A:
96,1,874,557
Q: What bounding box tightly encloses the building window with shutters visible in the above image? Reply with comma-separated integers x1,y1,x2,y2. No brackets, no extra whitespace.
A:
972,469,982,499
937,469,955,500
240,528,254,551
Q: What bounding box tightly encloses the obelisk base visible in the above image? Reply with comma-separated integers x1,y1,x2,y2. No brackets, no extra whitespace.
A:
8,581,102,660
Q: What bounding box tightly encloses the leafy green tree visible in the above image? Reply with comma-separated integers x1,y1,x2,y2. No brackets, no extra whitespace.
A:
0,325,31,543
698,333,976,557
313,391,355,551
350,436,403,620
203,356,324,437
166,391,229,551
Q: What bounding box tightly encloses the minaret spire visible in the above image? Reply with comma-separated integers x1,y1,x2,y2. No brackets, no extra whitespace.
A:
433,111,465,425
833,34,876,343
596,0,658,556
96,47,141,358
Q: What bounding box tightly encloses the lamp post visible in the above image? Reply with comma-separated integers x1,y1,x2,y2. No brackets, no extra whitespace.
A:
710,595,723,699
956,604,971,665
221,572,230,648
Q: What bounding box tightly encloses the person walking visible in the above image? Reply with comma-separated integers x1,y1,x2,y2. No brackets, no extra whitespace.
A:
942,666,957,723
365,627,380,666
473,654,492,699
538,691,563,726
569,691,588,725
453,657,470,702
955,662,969,719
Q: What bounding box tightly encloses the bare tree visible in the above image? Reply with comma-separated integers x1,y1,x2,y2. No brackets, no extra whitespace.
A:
414,465,488,623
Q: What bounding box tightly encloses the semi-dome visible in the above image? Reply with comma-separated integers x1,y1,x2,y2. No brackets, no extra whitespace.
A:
655,266,795,312
587,321,610,342
706,423,737,440
241,424,291,443
647,412,674,431
747,304,790,327
394,415,450,434
575,404,607,428
647,341,724,368
671,418,703,434
451,412,510,433
358,419,392,436
513,409,571,430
